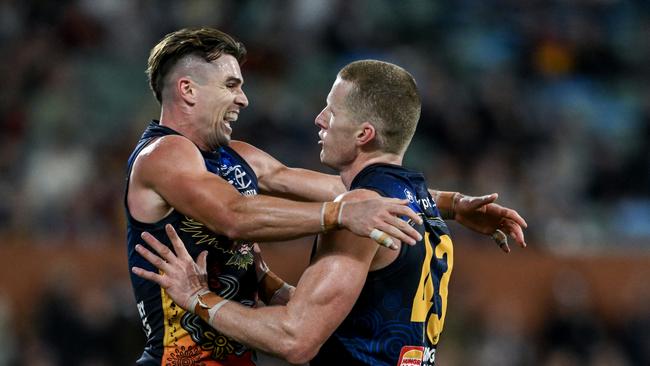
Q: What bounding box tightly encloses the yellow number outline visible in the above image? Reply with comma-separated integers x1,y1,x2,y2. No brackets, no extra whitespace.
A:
410,233,453,345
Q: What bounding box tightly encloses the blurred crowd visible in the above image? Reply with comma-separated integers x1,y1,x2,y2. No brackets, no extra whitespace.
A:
2,253,648,366
0,0,650,251
1,0,648,365
1,0,649,250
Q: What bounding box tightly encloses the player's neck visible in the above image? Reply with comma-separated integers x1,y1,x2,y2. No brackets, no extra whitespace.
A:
159,106,210,150
340,152,402,189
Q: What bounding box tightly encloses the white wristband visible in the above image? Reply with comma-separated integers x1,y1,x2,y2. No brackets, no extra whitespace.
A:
187,288,211,313
208,299,230,325
320,202,327,232
269,283,295,305
337,202,346,226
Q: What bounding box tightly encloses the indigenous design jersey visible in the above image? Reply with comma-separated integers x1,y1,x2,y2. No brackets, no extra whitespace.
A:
125,121,259,366
311,163,454,366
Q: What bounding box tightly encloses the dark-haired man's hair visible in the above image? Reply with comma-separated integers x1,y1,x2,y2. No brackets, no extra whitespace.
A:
146,27,246,103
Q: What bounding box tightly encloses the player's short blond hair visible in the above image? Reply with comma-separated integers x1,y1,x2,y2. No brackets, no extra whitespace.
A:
146,27,246,103
338,60,421,154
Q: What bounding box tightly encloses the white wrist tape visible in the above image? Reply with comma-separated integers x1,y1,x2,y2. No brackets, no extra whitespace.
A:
320,202,326,231
337,202,346,226
208,299,230,325
269,283,295,305
187,288,211,313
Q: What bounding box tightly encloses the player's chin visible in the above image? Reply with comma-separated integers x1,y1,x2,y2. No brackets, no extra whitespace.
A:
320,155,335,169
216,135,231,147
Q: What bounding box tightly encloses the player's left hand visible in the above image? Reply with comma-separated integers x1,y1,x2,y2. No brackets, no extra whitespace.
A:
453,193,527,253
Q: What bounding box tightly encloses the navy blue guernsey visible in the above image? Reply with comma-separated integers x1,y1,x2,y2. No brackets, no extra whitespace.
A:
125,121,258,366
311,163,454,366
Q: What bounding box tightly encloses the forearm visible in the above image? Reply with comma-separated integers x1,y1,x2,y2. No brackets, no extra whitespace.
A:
196,294,316,364
229,141,346,202
262,168,345,202
193,232,371,364
221,195,328,241
165,174,340,241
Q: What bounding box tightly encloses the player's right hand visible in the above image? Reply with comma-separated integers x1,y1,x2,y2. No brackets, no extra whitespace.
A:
340,198,423,248
131,224,209,311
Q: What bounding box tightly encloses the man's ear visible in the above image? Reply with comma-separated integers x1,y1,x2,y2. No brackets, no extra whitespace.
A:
356,122,376,146
178,77,196,105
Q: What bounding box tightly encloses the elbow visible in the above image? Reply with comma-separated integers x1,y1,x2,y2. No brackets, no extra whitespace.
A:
203,213,244,239
222,220,246,240
213,204,245,239
219,198,251,240
280,338,321,365
276,321,323,364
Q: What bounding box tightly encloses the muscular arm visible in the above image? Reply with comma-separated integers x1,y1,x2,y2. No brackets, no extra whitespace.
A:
206,225,377,364
132,190,382,364
130,135,323,240
230,140,345,201
231,141,527,249
128,135,421,243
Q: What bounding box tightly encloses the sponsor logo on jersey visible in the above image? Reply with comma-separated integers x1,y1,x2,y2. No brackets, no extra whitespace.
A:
396,346,437,366
417,197,432,211
221,164,253,190
404,188,416,203
397,346,424,366
422,347,436,366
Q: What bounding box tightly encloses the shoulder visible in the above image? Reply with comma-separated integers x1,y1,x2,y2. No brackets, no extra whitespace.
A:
138,134,200,160
134,135,205,178
142,134,201,160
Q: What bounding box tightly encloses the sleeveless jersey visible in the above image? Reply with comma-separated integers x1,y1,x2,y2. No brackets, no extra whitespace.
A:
311,163,454,366
125,121,259,365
